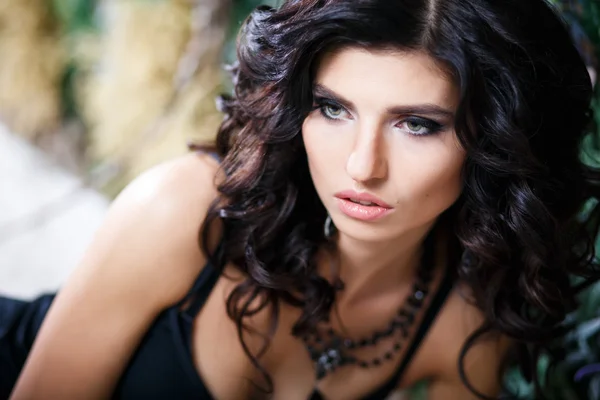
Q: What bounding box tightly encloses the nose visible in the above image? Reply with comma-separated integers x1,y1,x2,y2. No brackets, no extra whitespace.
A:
345,122,388,182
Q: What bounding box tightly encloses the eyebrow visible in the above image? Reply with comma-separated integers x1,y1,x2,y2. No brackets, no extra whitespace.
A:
312,83,455,119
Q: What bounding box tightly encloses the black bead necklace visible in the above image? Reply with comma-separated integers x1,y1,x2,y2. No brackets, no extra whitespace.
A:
300,234,436,381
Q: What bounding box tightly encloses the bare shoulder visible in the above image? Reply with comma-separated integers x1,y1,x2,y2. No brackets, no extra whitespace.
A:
119,151,220,216
80,151,222,306
11,152,222,399
425,286,512,399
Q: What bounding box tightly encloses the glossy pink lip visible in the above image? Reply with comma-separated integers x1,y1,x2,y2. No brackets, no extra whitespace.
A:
334,191,393,221
334,191,392,208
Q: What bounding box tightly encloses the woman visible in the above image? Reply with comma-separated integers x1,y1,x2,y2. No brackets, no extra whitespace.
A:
3,0,599,399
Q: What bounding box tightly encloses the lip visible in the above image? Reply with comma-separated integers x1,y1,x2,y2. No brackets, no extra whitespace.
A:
334,190,392,209
334,190,393,221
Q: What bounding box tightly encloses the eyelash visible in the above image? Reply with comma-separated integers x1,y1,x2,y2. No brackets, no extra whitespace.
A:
312,97,444,137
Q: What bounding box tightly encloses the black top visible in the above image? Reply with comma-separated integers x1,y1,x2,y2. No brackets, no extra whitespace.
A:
0,253,454,400
113,259,454,400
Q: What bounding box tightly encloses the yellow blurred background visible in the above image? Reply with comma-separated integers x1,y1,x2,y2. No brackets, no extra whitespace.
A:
0,0,279,196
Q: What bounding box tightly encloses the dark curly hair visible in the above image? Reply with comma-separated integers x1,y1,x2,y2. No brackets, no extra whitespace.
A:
194,0,600,397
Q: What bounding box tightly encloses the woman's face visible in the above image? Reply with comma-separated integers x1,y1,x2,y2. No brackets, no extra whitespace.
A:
302,47,465,243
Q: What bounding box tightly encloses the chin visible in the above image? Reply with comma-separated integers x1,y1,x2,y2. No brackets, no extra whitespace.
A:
333,210,440,245
333,216,403,243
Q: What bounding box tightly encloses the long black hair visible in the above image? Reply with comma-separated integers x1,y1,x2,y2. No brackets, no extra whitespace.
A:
196,0,600,397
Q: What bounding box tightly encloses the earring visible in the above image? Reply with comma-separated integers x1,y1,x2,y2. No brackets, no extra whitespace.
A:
324,214,337,239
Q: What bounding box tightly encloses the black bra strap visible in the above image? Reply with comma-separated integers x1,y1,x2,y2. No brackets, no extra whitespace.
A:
378,264,454,394
181,234,227,318
180,262,221,320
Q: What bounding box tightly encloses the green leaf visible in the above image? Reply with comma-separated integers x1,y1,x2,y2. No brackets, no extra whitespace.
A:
52,0,98,33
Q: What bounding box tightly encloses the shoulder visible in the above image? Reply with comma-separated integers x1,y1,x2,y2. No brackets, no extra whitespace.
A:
78,151,223,307
10,153,224,398
425,286,512,399
116,151,221,215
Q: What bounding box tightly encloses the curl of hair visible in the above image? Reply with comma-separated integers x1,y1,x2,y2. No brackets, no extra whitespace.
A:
198,0,600,397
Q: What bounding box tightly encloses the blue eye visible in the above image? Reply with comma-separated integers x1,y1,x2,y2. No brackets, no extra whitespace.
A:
312,97,350,121
406,121,427,134
398,117,443,136
322,104,345,119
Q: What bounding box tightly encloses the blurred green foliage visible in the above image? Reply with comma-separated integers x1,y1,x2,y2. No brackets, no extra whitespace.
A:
503,5,600,399
224,0,280,63
52,0,98,34
50,0,98,120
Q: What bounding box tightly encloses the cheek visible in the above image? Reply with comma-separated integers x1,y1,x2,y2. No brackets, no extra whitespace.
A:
393,138,465,205
423,160,464,202
302,116,348,177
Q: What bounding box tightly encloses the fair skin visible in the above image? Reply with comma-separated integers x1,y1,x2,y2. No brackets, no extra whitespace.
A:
303,47,465,305
11,48,508,400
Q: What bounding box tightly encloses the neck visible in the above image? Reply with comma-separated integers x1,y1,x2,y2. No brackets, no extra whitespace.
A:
322,221,438,307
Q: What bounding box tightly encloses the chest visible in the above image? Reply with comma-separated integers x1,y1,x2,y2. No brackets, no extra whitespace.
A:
186,276,464,400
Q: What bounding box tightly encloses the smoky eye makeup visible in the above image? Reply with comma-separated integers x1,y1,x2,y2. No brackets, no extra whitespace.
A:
312,98,446,136
397,116,445,136
310,84,451,136
312,96,350,121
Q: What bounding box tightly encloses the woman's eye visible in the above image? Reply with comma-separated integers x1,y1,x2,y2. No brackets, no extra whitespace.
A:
406,121,428,134
321,104,347,120
398,118,443,136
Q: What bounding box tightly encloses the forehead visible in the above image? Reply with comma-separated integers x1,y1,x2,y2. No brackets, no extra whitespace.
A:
313,47,458,109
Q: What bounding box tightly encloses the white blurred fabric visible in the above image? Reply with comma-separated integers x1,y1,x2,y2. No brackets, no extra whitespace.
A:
0,124,108,299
